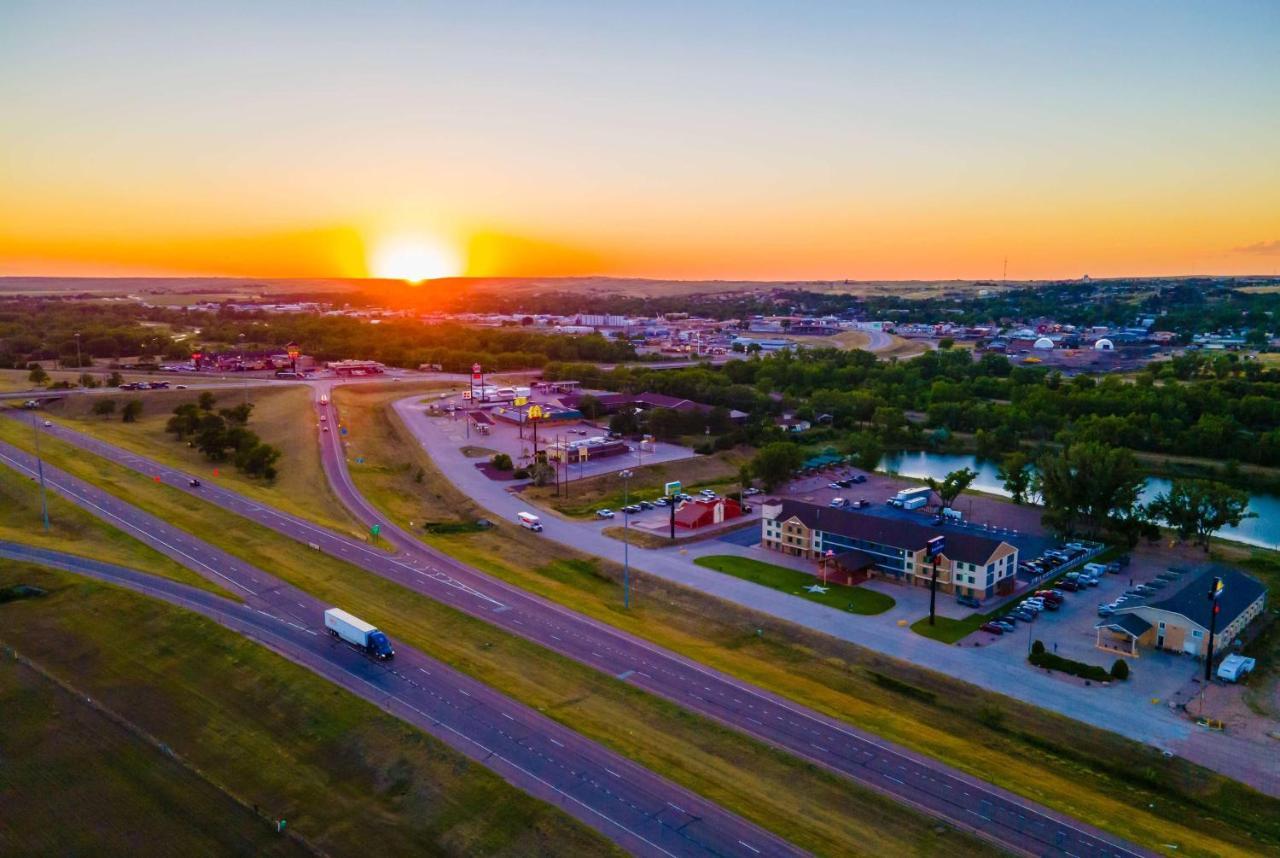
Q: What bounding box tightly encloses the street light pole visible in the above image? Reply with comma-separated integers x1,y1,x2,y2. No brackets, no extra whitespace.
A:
621,469,633,609
30,411,50,532
74,332,82,380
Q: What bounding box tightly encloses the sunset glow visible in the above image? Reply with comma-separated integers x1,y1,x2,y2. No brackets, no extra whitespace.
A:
1,3,1277,281
370,236,463,283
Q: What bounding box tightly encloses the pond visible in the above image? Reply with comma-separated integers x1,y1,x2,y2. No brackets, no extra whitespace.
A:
878,450,1280,550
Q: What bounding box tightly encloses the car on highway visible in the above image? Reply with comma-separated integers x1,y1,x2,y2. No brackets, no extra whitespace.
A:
828,482,842,489
980,622,1006,635
42,419,53,427
595,508,615,519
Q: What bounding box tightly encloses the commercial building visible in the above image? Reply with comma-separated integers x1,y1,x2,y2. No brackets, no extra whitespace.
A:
1096,565,1267,658
675,496,743,530
760,500,1017,596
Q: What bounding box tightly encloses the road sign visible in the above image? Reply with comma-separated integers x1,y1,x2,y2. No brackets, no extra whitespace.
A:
370,523,381,536
664,480,681,497
514,396,527,406
462,390,472,400
926,535,946,558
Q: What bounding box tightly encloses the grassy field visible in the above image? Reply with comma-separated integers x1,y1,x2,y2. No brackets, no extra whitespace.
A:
520,448,750,518
327,386,1280,857
788,330,872,350
36,385,364,535
0,415,996,858
694,555,896,615
0,562,614,856
0,456,226,596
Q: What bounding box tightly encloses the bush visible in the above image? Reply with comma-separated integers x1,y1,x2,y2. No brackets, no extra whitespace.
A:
491,453,513,471
511,468,530,479
1110,659,1130,681
1029,650,1111,682
1031,639,1045,655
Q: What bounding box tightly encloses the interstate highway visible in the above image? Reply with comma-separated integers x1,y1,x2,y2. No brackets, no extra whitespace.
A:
0,446,801,858
11,409,1150,858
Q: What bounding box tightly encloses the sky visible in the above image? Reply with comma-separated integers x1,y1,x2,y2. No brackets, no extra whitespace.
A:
2,1,1278,282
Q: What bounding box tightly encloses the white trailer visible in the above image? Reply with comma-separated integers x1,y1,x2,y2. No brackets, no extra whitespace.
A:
901,496,928,510
324,607,395,660
1216,654,1256,683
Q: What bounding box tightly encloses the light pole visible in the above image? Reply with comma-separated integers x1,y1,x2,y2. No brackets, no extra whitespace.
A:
621,469,633,609
74,332,82,380
30,411,50,532
238,334,248,405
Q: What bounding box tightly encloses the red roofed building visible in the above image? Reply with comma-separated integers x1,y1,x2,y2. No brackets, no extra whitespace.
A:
674,496,743,530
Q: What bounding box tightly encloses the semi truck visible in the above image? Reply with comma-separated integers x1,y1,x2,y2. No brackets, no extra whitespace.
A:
324,608,395,660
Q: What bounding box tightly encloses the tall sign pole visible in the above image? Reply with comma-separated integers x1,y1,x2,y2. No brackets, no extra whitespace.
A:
1204,575,1223,682
926,535,946,626
470,363,481,403
286,341,300,374
31,411,50,532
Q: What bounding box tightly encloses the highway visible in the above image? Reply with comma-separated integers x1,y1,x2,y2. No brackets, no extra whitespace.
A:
0,447,803,858
3,408,1151,858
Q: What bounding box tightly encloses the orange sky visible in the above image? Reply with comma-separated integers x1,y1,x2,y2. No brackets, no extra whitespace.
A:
2,3,1278,282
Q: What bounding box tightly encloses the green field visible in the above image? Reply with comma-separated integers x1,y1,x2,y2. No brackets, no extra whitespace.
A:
0,563,614,856
694,555,896,615
37,385,364,535
0,414,996,858
327,385,1280,858
0,456,226,596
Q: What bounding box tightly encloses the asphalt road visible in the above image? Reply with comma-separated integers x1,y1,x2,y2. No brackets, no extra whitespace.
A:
11,410,1150,858
0,445,800,858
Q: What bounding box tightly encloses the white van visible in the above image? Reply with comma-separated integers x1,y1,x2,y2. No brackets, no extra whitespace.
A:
517,511,543,532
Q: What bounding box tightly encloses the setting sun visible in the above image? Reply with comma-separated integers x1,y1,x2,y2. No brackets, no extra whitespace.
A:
370,235,462,283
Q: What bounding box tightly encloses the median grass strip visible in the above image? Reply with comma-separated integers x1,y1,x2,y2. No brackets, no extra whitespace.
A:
0,562,615,857
330,385,1280,857
37,386,362,534
0,456,227,597
694,555,896,615
0,415,997,858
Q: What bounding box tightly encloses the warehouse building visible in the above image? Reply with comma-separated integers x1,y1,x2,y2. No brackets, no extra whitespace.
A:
1096,565,1267,658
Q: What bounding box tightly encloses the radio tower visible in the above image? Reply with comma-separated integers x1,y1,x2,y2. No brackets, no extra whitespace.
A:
1002,257,1008,282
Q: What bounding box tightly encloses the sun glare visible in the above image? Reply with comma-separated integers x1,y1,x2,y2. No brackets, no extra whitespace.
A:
370,235,462,283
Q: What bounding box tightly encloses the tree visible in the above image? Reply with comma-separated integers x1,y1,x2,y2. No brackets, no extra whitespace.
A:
121,400,143,423
609,408,639,436
91,399,117,419
79,372,99,388
997,452,1034,504
1110,659,1130,681
219,403,253,426
107,371,124,387
845,431,883,471
1031,639,1045,655
749,442,804,490
1146,478,1255,549
27,365,49,386
197,391,217,412
1035,443,1147,538
938,337,955,350
925,467,977,510
528,460,556,487
577,394,604,420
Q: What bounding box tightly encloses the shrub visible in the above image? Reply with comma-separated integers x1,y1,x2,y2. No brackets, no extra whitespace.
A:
511,468,530,479
1110,659,1130,681
491,453,513,471
1029,651,1110,682
1031,639,1046,655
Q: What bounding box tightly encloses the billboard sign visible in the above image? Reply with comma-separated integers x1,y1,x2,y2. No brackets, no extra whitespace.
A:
926,535,946,558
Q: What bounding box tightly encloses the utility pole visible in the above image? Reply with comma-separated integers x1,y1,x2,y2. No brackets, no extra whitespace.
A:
30,411,50,532
621,469,633,609
1204,575,1223,682
74,332,82,380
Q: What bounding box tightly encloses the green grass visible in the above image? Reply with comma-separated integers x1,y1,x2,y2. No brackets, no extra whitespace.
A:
330,386,1280,858
38,385,364,535
0,456,228,598
0,562,614,856
0,412,995,858
694,555,896,615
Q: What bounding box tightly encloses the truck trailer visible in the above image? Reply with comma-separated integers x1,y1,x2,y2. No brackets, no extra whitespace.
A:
324,608,395,660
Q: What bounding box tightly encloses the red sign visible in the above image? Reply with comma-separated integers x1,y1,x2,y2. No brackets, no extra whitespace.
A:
191,352,203,361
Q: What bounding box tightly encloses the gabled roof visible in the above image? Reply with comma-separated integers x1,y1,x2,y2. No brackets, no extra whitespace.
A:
1096,614,1152,638
767,500,1010,565
1116,565,1266,630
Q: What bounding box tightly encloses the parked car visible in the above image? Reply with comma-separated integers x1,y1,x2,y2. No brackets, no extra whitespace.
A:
956,594,981,609
851,474,867,484
743,487,761,496
980,622,1005,635
596,509,615,519
1011,609,1036,622
992,620,1017,633
638,500,655,510
654,497,670,506
1058,580,1080,592
828,482,842,490
1097,604,1116,617
622,505,641,515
